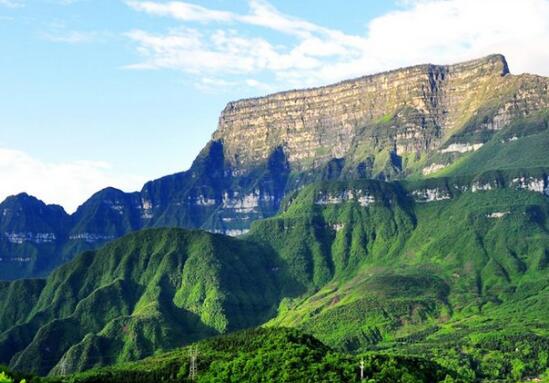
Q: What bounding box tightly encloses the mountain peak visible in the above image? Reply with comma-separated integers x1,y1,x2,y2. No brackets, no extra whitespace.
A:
0,193,67,215
1,192,44,208
446,53,509,76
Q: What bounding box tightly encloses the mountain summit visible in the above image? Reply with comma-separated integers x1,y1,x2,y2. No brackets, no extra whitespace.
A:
214,54,512,170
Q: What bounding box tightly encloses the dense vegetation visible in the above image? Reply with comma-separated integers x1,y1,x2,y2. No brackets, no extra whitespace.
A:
0,229,290,375
0,328,462,383
1,109,548,381
248,176,549,382
1,170,548,381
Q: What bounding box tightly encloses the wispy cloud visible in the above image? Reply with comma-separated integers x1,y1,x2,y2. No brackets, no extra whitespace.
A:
41,30,100,44
0,0,23,8
125,0,549,92
40,21,108,44
125,27,322,74
124,1,359,89
0,147,145,213
126,0,234,23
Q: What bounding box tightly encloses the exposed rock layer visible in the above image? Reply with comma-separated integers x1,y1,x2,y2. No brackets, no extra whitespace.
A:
214,54,548,170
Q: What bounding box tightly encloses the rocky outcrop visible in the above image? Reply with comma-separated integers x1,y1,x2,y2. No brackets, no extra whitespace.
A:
408,170,549,203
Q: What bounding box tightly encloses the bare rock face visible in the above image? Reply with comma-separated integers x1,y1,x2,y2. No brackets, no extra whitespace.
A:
213,54,548,174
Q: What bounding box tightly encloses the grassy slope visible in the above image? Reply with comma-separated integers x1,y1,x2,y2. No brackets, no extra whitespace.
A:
417,111,549,179
247,179,549,381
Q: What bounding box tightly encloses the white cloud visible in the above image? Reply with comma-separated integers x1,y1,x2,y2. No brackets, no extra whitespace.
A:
0,0,23,7
125,0,549,91
40,21,107,44
126,0,234,22
358,0,549,76
41,30,100,44
0,148,145,213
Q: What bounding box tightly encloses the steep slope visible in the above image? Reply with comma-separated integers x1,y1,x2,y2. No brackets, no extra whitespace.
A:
0,228,287,375
216,54,507,170
2,54,549,280
215,55,548,177
0,194,69,279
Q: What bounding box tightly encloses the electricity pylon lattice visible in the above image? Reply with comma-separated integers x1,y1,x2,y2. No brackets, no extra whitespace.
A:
188,345,198,381
59,358,68,377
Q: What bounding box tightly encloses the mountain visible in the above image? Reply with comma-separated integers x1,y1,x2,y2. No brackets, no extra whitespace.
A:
248,173,549,381
0,193,70,279
1,53,548,382
1,167,548,380
0,228,288,375
2,54,549,280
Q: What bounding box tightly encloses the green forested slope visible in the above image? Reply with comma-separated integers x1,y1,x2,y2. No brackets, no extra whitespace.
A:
1,173,548,381
247,178,549,381
0,229,286,376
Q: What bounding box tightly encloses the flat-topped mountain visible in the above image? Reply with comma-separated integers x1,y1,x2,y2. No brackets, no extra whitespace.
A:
1,54,548,279
216,54,512,169
215,54,547,175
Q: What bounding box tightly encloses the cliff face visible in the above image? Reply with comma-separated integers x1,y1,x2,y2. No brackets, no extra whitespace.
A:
214,54,547,174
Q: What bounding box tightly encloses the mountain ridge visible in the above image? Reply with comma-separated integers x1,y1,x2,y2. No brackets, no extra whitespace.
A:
1,53,549,280
221,53,509,105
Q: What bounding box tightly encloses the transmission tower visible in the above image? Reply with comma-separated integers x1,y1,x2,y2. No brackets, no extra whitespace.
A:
188,345,198,381
59,358,68,377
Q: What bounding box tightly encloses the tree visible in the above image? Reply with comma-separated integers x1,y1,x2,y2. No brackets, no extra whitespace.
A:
0,372,13,383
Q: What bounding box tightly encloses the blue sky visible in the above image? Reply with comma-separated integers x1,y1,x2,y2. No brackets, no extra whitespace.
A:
1,0,549,212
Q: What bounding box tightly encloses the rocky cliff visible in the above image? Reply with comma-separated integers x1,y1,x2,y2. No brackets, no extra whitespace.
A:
214,54,548,176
